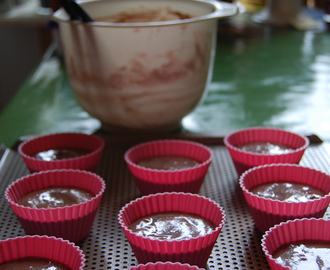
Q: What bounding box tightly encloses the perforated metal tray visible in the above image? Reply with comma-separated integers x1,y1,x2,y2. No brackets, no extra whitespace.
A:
1,136,330,270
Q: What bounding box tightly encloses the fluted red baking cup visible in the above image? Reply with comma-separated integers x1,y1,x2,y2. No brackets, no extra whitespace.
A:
5,169,106,242
239,164,330,232
18,132,105,173
124,140,213,195
0,235,85,269
118,192,225,268
261,218,330,270
129,262,204,270
224,127,309,176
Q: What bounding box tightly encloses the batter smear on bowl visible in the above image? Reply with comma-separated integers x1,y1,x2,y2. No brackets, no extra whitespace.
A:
98,7,192,23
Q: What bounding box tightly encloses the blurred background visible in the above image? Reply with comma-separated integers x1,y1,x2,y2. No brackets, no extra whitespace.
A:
0,0,328,113
0,0,58,113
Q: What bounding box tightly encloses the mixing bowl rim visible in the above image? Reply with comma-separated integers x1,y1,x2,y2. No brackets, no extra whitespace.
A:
52,0,238,27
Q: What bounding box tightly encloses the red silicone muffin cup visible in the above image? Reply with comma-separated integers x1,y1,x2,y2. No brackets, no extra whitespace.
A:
5,169,106,243
128,262,204,270
239,163,330,232
18,132,105,173
118,192,226,268
124,140,213,195
224,127,309,176
261,218,330,270
0,235,85,269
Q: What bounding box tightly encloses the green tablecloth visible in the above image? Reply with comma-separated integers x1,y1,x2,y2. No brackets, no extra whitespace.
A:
1,11,330,148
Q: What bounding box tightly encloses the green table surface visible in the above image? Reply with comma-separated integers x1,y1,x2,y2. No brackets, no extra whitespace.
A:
1,10,330,148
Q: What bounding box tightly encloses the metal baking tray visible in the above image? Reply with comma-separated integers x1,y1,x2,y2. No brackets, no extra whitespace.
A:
1,135,329,270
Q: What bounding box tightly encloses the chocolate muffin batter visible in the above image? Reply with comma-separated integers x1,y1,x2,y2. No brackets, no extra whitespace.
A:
273,240,330,269
250,182,325,202
0,257,71,270
137,156,200,170
17,187,94,208
236,142,293,154
129,212,215,240
33,148,91,161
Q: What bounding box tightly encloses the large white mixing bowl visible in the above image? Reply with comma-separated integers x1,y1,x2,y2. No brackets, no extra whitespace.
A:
53,0,237,132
